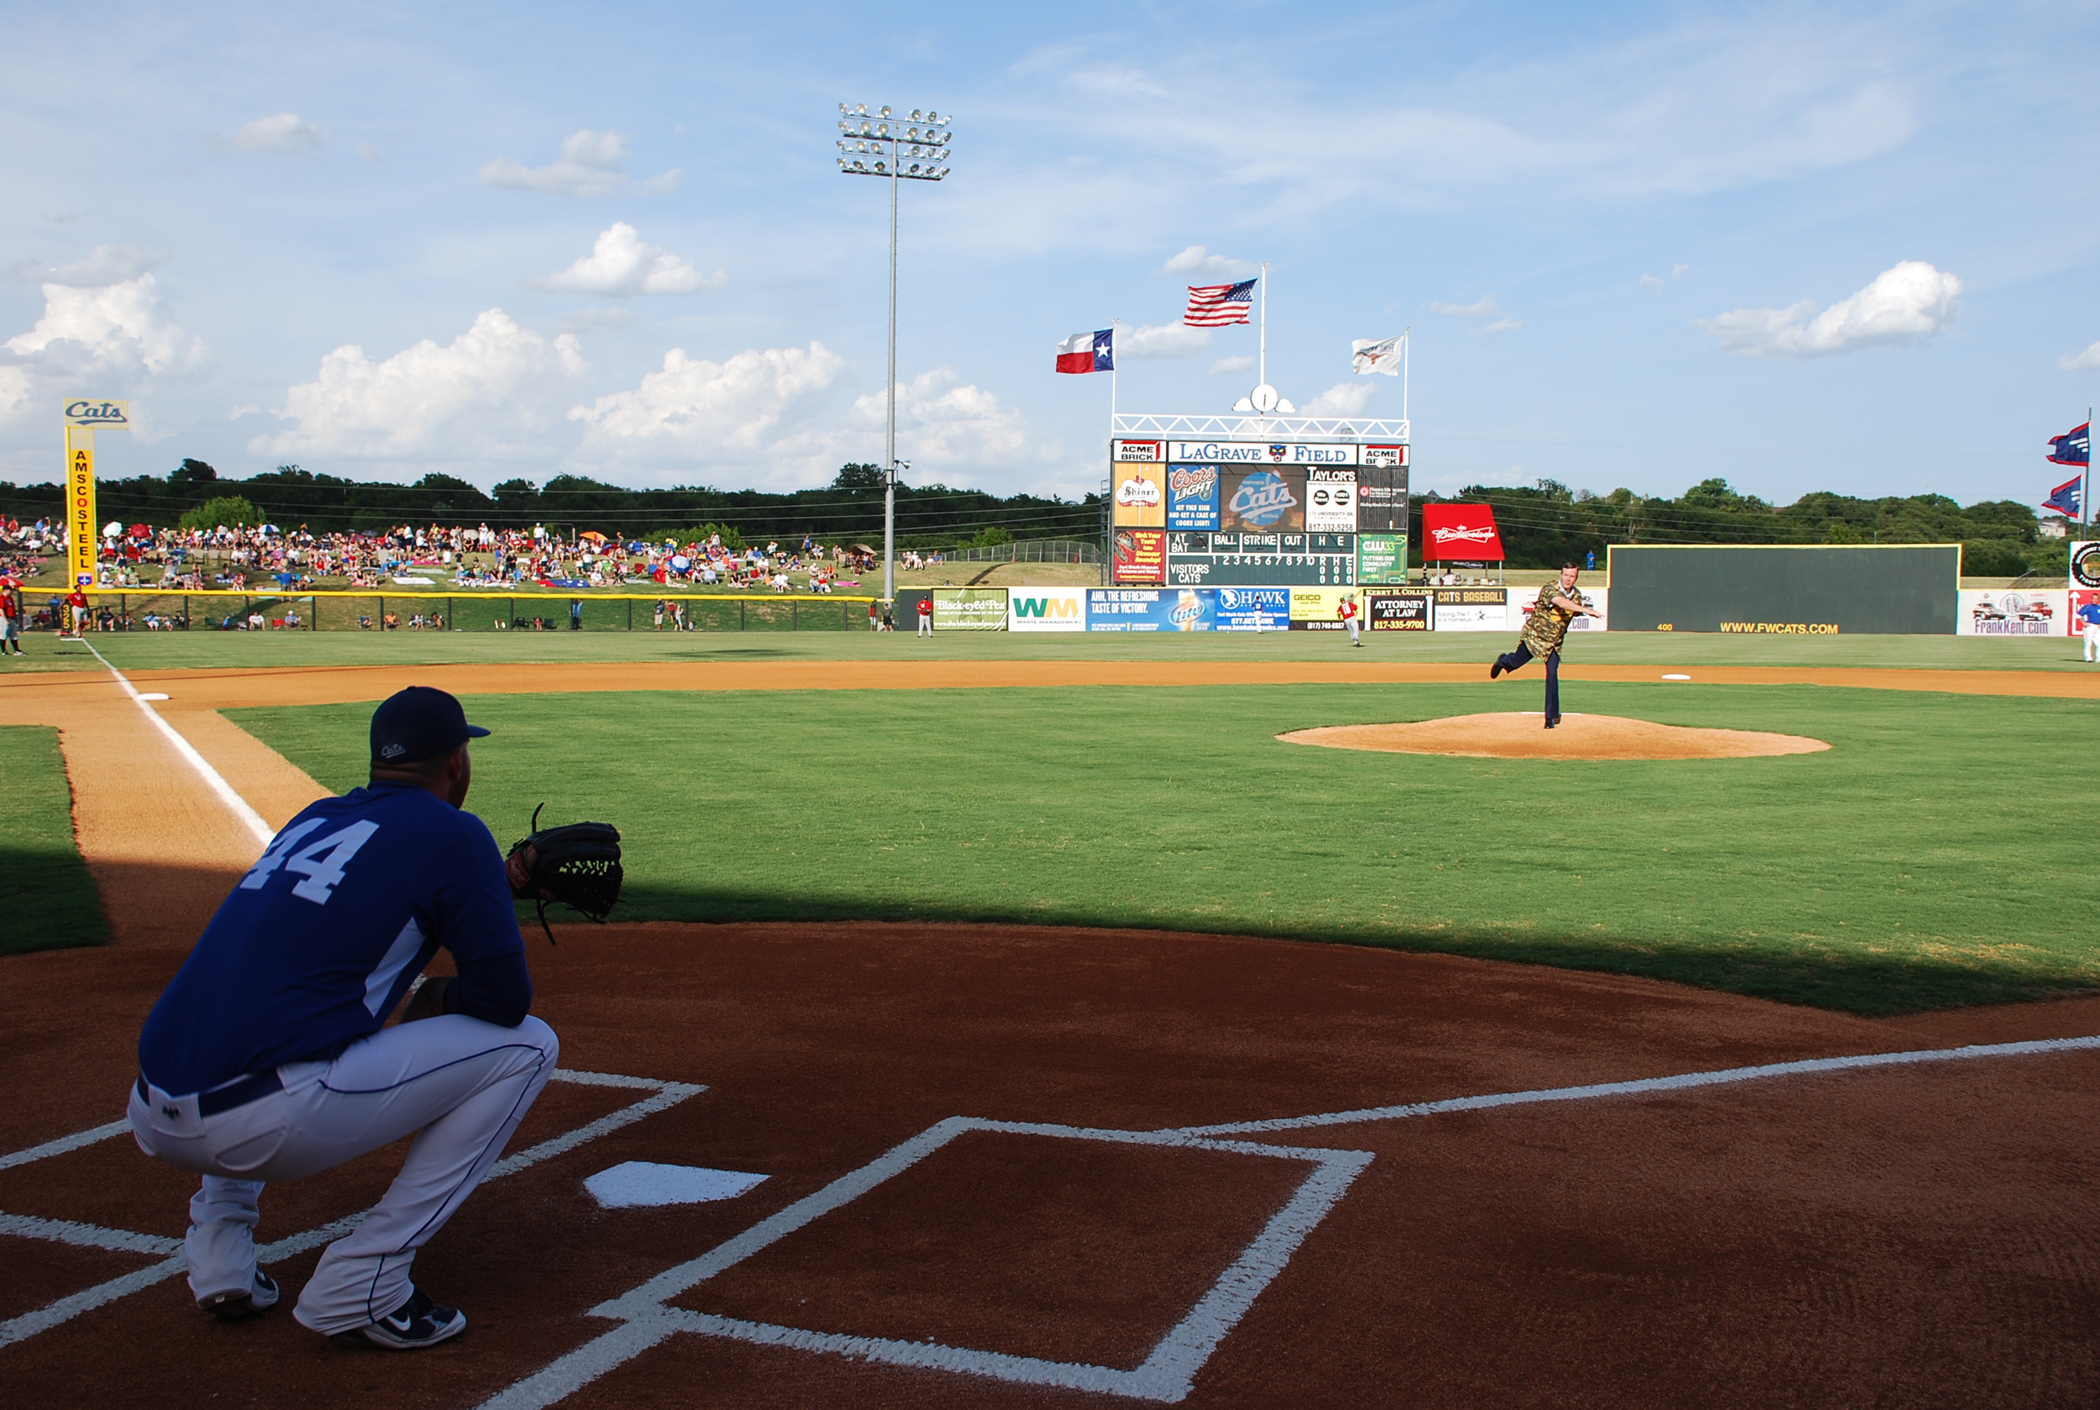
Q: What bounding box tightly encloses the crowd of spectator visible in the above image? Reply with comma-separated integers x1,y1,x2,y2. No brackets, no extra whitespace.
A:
0,514,884,595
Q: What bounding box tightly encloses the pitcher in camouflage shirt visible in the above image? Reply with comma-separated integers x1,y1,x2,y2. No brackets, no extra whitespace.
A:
1489,563,1602,728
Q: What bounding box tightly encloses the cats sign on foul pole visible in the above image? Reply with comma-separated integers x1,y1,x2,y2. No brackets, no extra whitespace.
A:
62,400,129,587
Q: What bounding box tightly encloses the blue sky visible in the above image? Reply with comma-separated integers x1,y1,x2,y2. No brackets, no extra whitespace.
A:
2,1,2096,509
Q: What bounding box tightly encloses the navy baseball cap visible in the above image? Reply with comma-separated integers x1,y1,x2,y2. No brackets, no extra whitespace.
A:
370,686,489,766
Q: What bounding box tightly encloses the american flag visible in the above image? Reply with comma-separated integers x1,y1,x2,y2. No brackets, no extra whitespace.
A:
1184,279,1256,327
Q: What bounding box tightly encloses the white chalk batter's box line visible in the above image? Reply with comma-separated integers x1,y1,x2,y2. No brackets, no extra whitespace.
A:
476,1033,2100,1410
0,1067,705,1351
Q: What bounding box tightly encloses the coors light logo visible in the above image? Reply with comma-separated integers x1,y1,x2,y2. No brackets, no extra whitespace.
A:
1169,467,1217,498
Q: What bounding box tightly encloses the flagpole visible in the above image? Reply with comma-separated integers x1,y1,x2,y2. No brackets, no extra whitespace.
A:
1111,319,1119,435
1402,327,1410,426
2086,404,2092,537
1258,262,1268,393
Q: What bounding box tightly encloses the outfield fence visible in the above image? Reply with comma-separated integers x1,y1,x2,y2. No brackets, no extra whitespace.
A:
35,589,881,633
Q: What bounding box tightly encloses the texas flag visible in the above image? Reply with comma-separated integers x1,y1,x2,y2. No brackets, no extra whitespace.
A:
1056,329,1114,374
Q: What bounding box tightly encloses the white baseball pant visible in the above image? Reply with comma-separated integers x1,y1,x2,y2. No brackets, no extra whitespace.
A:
2085,623,2098,662
129,1013,558,1334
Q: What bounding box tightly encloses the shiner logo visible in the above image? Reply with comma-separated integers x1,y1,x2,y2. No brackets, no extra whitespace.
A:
1115,472,1162,507
1228,471,1297,527
1431,525,1498,546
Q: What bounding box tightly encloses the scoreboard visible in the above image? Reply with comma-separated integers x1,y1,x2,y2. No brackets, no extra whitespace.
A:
1112,437,1409,587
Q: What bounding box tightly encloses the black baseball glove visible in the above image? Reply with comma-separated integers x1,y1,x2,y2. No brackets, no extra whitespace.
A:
509,804,623,944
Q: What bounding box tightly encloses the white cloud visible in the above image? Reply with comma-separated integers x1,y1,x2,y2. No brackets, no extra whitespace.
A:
46,244,167,285
256,309,587,456
1161,245,1255,279
1640,263,1691,289
1476,318,1525,336
2060,341,2100,372
0,261,206,418
1210,355,1255,375
1118,323,1210,359
480,130,679,198
845,368,1035,469
1433,296,1503,318
568,343,844,451
1698,260,1961,358
536,223,722,296
220,113,327,153
1300,382,1375,416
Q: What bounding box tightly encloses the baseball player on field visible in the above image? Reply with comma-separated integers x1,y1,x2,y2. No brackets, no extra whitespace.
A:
1490,562,1602,728
130,687,558,1349
2079,597,2100,663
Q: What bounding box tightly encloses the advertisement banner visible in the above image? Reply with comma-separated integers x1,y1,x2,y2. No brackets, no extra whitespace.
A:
1113,439,1165,462
1305,468,1358,533
1361,443,1408,469
1432,586,1507,631
2066,589,2099,638
1515,584,1609,633
1220,469,1304,532
1112,465,1166,527
1287,586,1358,630
1168,441,1358,465
1356,462,1410,533
2071,541,2100,589
1008,587,1087,632
1087,587,1179,630
1357,532,1407,584
64,399,130,429
1112,528,1166,583
1364,589,1430,630
1212,586,1289,631
932,588,1008,631
66,442,96,586
1956,589,2063,636
1422,503,1505,562
1166,465,1221,531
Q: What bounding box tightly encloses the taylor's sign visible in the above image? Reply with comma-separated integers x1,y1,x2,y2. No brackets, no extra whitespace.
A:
1168,441,1359,465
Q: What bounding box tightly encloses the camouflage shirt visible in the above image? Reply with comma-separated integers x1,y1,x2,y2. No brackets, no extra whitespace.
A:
1520,582,1580,654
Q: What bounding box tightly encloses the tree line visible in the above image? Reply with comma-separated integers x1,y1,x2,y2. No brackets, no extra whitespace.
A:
1412,477,2063,576
0,458,2063,572
0,460,1103,551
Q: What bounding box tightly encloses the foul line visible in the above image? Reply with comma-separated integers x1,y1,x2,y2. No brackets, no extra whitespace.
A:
1164,1033,2100,1137
78,639,275,850
0,1068,704,1350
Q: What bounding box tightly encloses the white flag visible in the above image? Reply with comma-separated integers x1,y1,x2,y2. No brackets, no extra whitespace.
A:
1351,334,1405,376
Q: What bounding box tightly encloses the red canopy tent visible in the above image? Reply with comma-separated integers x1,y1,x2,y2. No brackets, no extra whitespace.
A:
1421,503,1505,562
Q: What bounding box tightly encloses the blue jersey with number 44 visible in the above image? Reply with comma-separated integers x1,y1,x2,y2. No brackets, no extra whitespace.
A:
139,782,526,1095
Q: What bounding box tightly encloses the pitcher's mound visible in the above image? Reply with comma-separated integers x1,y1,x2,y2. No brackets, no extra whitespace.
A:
1280,713,1830,761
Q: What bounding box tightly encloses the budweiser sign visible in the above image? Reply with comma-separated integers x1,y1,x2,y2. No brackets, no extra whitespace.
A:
1421,503,1504,561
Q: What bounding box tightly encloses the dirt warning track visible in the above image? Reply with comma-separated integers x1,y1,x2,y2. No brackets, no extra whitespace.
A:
3,655,2098,1407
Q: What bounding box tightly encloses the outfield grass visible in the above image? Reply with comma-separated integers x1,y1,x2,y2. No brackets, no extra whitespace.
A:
0,726,107,956
230,681,2100,1014
6,628,2096,674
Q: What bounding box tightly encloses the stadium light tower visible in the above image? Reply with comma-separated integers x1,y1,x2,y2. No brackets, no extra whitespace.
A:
836,102,952,607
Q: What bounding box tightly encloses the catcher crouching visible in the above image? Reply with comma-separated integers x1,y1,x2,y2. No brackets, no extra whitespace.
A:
129,686,622,1349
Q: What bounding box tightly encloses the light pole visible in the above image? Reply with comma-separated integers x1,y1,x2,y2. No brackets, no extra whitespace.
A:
837,102,951,608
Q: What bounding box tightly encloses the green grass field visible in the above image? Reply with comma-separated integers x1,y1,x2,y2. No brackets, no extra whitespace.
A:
4,627,2096,673
229,680,2100,1015
0,726,107,956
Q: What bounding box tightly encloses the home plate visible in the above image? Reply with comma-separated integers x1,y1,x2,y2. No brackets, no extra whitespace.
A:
585,1160,768,1208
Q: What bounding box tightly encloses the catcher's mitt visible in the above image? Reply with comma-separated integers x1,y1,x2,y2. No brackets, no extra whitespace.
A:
509,803,623,944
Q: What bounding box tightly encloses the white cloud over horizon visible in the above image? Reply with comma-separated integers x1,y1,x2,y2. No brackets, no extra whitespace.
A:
217,113,328,154
480,130,680,198
1698,260,1961,358
256,309,587,457
536,223,723,296
1118,323,1209,359
2060,341,2100,371
1161,245,1255,280
0,253,206,420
